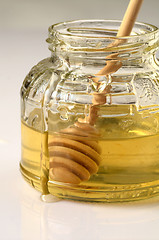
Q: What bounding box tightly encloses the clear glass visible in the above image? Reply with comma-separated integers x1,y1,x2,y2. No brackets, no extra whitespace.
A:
20,20,159,202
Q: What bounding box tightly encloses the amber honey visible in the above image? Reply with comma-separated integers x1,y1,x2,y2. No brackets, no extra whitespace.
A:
20,109,159,202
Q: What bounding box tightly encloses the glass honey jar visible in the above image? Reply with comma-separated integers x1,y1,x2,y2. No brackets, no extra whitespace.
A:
20,20,159,202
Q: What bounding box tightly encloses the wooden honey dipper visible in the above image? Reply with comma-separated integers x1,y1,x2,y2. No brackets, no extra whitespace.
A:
49,0,143,184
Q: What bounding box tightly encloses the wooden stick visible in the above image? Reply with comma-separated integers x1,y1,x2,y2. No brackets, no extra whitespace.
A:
85,0,144,125
117,0,143,37
97,0,143,76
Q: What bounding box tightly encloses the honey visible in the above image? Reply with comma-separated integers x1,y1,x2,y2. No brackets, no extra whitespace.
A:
20,106,159,202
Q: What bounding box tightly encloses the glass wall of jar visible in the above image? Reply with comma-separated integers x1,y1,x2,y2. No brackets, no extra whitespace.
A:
20,20,159,202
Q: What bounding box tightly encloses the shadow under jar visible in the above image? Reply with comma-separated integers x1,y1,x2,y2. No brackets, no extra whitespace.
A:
20,20,159,202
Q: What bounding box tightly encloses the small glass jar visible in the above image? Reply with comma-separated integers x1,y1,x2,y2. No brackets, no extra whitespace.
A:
20,20,159,202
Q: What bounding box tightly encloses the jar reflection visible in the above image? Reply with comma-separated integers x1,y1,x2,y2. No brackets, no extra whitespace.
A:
21,181,159,240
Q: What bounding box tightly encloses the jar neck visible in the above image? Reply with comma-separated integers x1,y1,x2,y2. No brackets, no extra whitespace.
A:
47,20,159,75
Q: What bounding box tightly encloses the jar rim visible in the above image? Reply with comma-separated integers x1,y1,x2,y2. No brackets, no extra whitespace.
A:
48,19,158,40
47,20,159,53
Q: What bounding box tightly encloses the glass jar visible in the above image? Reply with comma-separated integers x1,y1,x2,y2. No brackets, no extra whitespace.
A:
20,20,159,202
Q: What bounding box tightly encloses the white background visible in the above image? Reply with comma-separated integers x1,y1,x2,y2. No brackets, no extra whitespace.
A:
0,0,159,239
